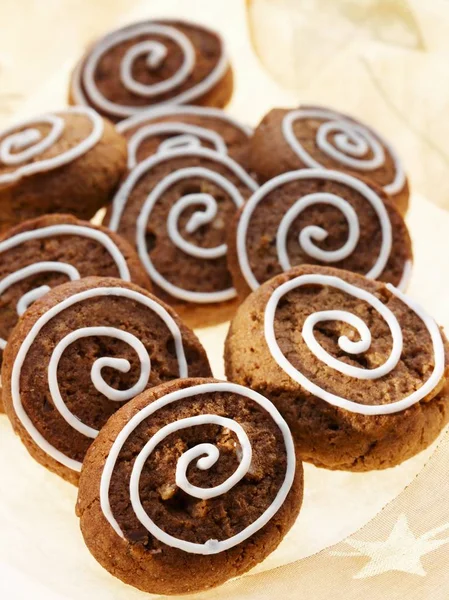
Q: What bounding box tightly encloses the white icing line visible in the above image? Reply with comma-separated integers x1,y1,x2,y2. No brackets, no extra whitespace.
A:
10,287,189,472
236,169,392,291
49,327,151,438
264,273,445,415
126,122,228,169
0,107,103,184
116,104,253,137
0,223,131,347
277,192,360,267
100,381,296,554
110,147,258,304
282,108,406,196
397,259,413,292
72,21,230,119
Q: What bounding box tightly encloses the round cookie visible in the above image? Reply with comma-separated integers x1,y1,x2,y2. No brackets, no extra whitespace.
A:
1,277,212,484
225,265,449,471
77,378,303,595
250,106,410,215
0,107,127,232
70,20,233,122
117,105,253,170
228,169,412,302
105,147,259,328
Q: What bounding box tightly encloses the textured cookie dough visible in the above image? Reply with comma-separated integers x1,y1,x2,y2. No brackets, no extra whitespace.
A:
2,277,212,484
249,106,410,215
70,20,234,122
77,377,303,595
227,169,412,301
225,265,449,471
0,108,127,232
105,147,258,328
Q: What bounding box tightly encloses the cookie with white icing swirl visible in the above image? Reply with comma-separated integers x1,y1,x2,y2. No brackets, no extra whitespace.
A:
250,106,410,215
1,277,211,484
225,265,449,471
77,378,302,595
228,169,412,301
117,105,253,170
105,147,258,328
0,107,127,232
70,20,233,122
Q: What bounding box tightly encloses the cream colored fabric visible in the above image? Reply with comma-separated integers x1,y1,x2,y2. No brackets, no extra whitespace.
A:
0,1,448,598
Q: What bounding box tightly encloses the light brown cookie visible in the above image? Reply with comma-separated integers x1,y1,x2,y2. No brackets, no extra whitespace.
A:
0,108,127,232
227,169,413,302
225,265,449,471
117,105,253,170
104,147,259,328
250,106,410,215
1,277,212,484
77,377,303,595
70,20,233,122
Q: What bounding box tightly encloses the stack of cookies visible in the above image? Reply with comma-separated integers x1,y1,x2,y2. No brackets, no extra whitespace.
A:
0,17,447,596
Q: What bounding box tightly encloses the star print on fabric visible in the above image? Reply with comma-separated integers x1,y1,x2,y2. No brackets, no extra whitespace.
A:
330,514,449,579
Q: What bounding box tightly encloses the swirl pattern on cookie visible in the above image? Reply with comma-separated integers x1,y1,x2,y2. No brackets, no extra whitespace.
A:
108,147,258,305
264,272,445,415
71,20,231,120
0,107,103,184
117,105,253,169
234,169,412,295
281,107,406,196
100,381,295,555
9,283,196,472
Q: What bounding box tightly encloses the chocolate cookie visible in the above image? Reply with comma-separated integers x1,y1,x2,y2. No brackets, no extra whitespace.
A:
70,20,233,122
228,169,412,301
116,105,253,170
1,277,211,484
77,378,303,595
0,213,151,408
0,107,127,232
104,147,259,328
250,106,409,215
225,265,449,471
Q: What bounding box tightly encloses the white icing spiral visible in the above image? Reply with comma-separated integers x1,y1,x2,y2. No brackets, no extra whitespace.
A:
11,286,189,472
0,107,103,184
116,106,253,169
100,381,296,555
72,21,230,120
237,169,411,291
0,224,131,349
109,147,258,304
264,273,445,415
282,108,406,196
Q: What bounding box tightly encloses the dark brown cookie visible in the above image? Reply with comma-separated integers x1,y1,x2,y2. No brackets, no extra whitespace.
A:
250,106,410,215
116,104,253,170
0,213,152,413
0,108,127,232
225,265,449,471
227,169,413,302
1,277,212,484
104,147,259,328
77,377,303,595
70,20,233,122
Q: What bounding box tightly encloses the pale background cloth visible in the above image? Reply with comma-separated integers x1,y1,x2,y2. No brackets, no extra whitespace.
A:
0,0,448,598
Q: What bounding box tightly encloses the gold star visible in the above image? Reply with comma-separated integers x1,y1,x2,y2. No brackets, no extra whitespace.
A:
331,514,449,578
